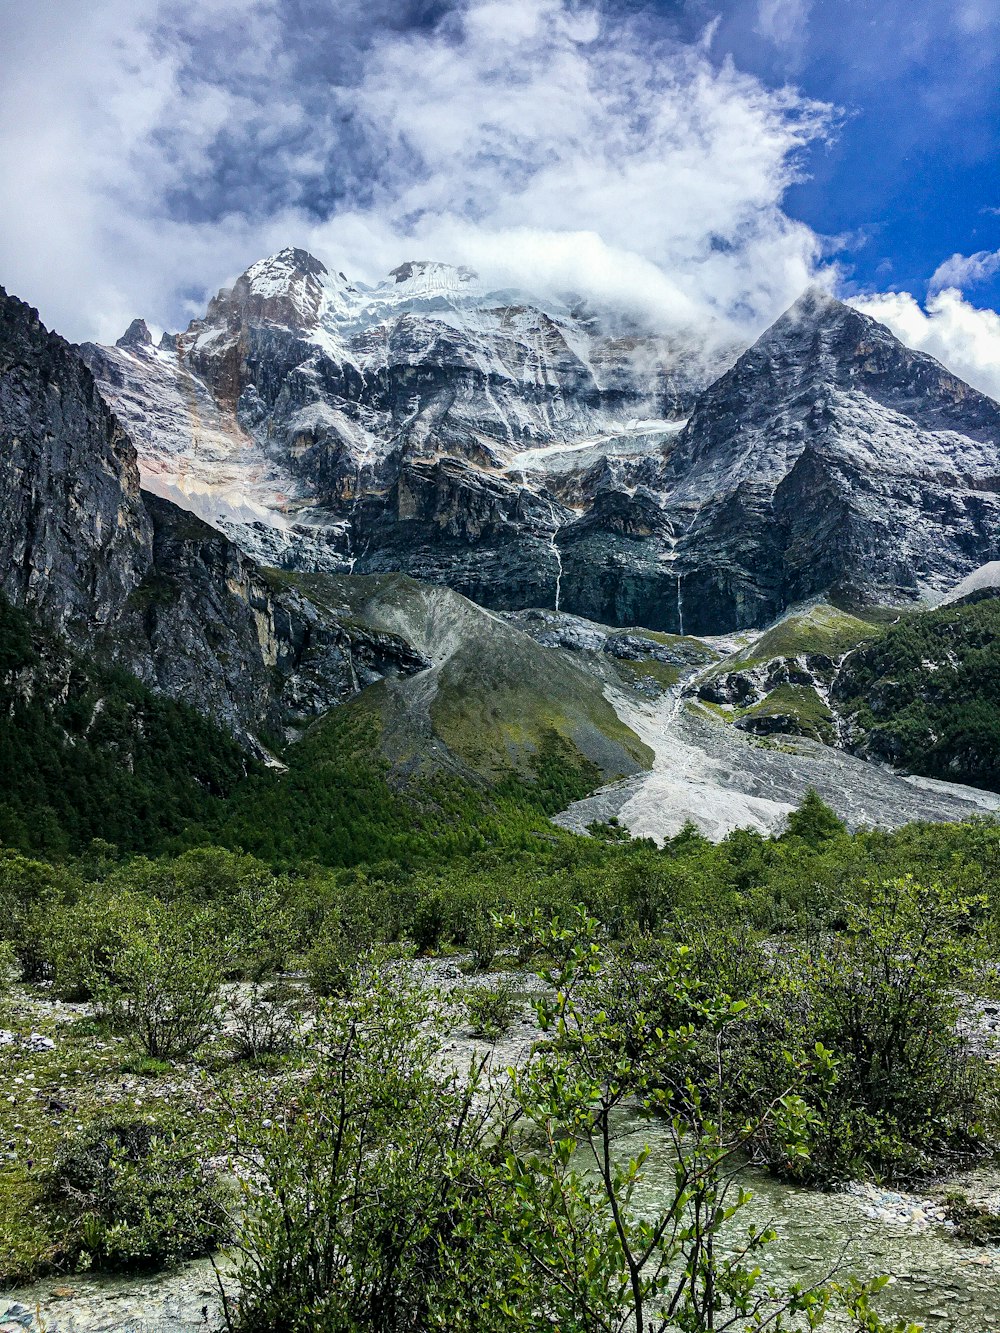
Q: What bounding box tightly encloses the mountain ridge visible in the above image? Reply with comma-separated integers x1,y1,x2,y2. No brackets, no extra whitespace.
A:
82,250,1000,635
663,289,1000,630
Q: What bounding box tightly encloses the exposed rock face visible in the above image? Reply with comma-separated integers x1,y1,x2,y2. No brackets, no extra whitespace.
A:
664,289,1000,632
80,259,1000,637
104,496,429,748
697,654,837,709
81,248,718,619
0,288,427,752
116,318,153,351
0,287,151,634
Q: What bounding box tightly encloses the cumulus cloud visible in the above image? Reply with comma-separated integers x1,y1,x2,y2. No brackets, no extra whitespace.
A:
305,0,836,341
929,249,1000,292
0,0,837,345
853,287,1000,402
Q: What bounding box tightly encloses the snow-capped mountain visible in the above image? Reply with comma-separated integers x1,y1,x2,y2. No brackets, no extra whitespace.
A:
81,248,721,606
83,251,1000,634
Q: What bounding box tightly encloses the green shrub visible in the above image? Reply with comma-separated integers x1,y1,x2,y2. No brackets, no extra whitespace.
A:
229,982,299,1060
783,788,846,846
0,939,17,999
47,888,148,1001
230,972,499,1332
49,1115,230,1271
464,977,519,1040
410,886,449,954
735,878,999,1183
944,1192,1000,1245
464,905,498,972
0,850,81,982
307,917,358,998
95,906,221,1060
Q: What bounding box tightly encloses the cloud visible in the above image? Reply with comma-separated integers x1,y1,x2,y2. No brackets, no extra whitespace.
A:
305,0,835,341
929,249,1000,292
0,0,837,345
853,287,1000,402
754,0,812,50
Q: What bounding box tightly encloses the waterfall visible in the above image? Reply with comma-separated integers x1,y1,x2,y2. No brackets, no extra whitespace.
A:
676,571,684,636
546,500,563,613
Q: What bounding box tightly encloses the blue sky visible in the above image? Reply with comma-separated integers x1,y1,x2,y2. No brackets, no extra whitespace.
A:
672,0,1000,308
1,0,998,394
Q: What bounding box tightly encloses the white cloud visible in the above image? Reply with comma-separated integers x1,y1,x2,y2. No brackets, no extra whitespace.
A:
853,287,1000,402
755,0,812,50
311,0,835,344
930,248,1000,291
0,0,839,346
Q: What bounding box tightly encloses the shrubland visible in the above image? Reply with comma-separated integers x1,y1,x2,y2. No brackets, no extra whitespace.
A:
0,791,999,1324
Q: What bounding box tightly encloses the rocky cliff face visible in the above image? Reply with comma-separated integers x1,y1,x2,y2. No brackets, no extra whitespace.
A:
0,287,151,634
82,248,717,617
664,289,1000,632
84,257,1000,637
0,288,427,753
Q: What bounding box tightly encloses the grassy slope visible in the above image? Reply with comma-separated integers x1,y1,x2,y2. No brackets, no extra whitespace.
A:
706,603,878,678
0,573,651,867
271,572,653,781
693,603,876,746
737,684,835,743
214,695,610,869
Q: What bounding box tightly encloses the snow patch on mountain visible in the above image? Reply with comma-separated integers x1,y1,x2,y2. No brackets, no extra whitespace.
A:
941,561,1000,604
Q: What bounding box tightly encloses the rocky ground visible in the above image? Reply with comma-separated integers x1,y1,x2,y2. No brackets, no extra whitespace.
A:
555,680,1000,843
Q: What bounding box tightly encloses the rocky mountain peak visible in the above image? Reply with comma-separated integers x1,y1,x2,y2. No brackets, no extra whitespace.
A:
116,318,153,351
778,284,845,324
389,259,476,281
660,283,1000,632
746,287,869,370
383,260,481,301
200,247,331,335
244,246,329,290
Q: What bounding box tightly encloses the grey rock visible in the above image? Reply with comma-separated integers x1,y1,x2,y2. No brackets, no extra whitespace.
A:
82,257,1000,637
116,319,152,351
662,288,1000,632
81,249,724,627
0,288,428,754
0,287,151,637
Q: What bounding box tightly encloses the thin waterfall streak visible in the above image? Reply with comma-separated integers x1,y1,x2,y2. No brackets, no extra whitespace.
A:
676,572,684,636
547,500,564,613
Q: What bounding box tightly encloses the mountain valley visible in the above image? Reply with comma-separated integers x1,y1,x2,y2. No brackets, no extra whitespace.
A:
3,254,1000,851
4,255,1000,1333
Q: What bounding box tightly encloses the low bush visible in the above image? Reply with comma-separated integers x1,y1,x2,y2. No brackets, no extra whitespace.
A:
464,905,498,972
46,888,149,1001
230,972,499,1332
229,982,299,1060
710,878,999,1184
945,1191,1000,1245
465,976,519,1040
49,1114,231,1271
0,938,17,1003
785,878,997,1183
95,906,221,1060
410,885,449,954
306,916,362,998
